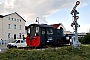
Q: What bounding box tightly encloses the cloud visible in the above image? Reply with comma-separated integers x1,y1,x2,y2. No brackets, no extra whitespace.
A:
65,23,90,33
78,24,90,33
0,0,89,26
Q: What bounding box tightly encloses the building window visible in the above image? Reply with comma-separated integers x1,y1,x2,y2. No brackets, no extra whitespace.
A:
20,20,21,22
14,34,16,39
14,18,16,21
8,17,10,20
19,33,22,38
17,19,19,22
8,24,11,29
12,18,13,20
8,33,10,39
20,25,22,30
14,24,16,29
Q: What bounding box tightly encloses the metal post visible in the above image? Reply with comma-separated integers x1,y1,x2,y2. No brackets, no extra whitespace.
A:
74,10,78,42
73,10,80,49
70,1,81,49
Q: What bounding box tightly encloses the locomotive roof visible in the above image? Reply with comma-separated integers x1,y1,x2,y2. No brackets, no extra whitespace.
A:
39,24,53,28
29,24,53,28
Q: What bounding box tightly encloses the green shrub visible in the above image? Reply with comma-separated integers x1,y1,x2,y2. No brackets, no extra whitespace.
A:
81,33,90,44
0,45,90,60
78,38,83,42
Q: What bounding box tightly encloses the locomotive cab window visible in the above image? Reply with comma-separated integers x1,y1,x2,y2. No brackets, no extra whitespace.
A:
31,26,33,28
36,27,39,33
47,29,53,35
42,29,45,34
35,27,39,36
27,28,30,34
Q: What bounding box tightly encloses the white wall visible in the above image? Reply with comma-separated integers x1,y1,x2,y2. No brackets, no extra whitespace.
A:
1,13,25,40
0,18,3,39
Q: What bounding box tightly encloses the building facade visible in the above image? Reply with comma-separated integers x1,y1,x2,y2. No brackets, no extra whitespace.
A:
0,12,26,40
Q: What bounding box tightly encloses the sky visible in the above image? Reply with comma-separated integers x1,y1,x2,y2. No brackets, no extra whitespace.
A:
0,0,90,33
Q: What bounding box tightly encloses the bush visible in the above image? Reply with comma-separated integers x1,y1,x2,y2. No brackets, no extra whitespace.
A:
78,38,82,42
0,45,90,60
81,33,90,44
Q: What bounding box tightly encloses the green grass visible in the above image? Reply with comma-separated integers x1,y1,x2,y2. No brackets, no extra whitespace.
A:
0,45,90,60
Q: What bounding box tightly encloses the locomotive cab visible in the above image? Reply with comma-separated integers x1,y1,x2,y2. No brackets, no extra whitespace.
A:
26,24,70,47
40,24,54,45
26,24,54,47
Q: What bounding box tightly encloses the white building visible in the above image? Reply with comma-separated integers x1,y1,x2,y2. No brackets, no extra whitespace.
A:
0,12,26,40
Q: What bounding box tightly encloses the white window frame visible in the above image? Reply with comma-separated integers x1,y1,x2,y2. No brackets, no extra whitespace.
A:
17,19,19,22
14,24,16,29
20,25,22,30
14,18,16,21
8,33,10,39
8,17,10,20
8,24,11,29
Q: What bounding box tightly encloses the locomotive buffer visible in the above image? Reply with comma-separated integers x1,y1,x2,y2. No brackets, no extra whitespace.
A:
70,1,81,49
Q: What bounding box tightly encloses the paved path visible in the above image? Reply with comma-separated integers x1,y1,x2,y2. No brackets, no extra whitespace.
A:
0,45,8,53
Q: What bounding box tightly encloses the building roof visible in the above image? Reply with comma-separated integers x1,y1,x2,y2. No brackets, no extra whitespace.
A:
51,24,61,29
3,12,26,22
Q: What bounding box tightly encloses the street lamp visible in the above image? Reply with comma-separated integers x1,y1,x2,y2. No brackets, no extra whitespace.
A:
36,17,39,24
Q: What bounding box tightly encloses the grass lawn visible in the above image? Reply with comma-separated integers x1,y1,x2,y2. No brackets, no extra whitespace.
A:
0,45,90,60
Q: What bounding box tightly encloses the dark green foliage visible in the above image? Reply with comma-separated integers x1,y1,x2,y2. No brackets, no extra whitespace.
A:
81,33,90,44
78,38,82,42
0,46,90,60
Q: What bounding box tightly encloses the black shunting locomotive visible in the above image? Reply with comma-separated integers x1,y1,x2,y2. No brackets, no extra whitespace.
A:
26,23,70,47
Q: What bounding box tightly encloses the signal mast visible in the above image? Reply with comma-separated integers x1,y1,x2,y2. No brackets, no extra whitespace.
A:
70,1,81,49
